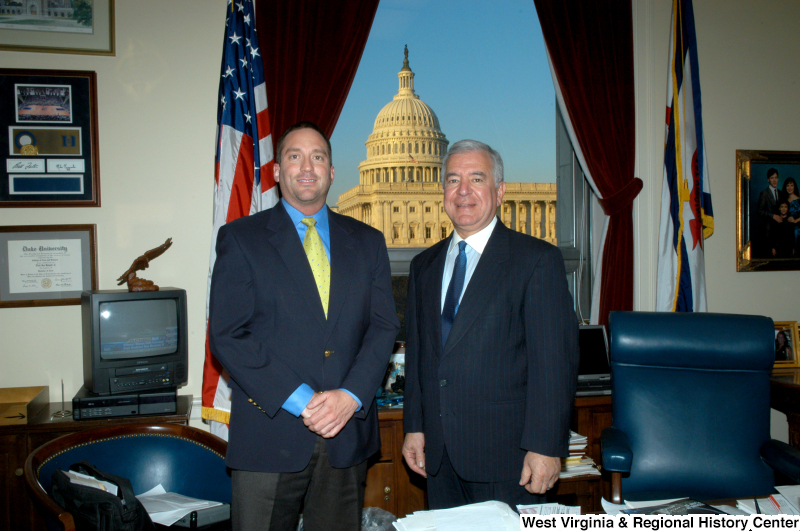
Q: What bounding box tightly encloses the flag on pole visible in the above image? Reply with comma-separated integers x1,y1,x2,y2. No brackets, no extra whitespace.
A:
656,0,713,313
201,0,278,436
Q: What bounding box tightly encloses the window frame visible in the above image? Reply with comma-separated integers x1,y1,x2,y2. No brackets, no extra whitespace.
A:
555,103,593,321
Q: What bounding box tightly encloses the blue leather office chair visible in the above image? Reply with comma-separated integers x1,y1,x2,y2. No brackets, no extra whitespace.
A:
24,423,231,531
601,311,800,504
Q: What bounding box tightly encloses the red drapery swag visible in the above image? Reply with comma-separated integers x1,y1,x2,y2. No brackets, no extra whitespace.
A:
255,0,380,155
533,0,642,325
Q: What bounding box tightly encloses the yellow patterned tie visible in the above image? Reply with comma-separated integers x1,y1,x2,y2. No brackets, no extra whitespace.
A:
301,218,330,318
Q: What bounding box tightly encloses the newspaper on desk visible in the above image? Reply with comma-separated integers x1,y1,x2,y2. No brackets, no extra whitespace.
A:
136,484,223,526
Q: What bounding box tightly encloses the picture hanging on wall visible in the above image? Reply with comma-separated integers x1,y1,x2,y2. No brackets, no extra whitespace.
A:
0,68,100,208
0,0,114,56
736,150,800,271
0,224,97,308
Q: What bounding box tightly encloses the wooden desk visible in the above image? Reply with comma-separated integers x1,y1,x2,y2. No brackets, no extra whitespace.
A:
367,395,612,517
0,395,191,531
771,369,800,448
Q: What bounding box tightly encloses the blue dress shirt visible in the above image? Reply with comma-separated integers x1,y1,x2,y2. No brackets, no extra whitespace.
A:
280,199,362,416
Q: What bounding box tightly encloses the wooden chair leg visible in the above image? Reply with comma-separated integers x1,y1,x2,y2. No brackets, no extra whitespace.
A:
611,472,622,504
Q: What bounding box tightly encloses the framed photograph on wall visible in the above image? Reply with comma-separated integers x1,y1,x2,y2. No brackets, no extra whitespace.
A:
0,69,100,207
736,150,800,271
774,321,800,370
0,224,97,308
0,0,115,56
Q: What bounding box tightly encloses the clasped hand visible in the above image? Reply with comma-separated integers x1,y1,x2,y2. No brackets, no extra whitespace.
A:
301,389,357,438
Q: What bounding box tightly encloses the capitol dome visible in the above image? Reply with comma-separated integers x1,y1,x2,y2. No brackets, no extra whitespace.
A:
372,56,442,133
359,46,449,185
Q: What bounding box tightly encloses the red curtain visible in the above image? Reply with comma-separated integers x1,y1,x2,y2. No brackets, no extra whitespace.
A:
255,0,380,151
534,0,642,325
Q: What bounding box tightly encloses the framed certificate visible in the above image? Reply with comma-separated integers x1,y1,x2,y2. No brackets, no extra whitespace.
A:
0,224,97,308
0,69,100,207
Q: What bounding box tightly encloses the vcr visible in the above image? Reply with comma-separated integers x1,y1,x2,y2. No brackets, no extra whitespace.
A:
72,386,177,420
107,362,178,393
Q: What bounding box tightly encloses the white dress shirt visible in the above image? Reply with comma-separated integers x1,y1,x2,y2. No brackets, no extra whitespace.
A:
440,216,498,313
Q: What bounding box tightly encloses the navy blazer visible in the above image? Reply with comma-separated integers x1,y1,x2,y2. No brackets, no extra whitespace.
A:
403,220,579,483
208,202,399,473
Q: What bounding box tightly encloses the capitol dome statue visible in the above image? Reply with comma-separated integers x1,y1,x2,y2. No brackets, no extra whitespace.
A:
337,47,557,248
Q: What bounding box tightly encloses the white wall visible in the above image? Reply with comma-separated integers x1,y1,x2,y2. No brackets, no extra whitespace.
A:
1,0,797,436
0,1,224,414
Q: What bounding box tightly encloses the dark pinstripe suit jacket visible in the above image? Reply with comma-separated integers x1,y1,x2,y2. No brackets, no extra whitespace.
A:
403,220,579,483
208,202,399,473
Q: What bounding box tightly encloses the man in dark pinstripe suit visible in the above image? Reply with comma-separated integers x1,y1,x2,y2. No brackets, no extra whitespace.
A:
402,140,579,510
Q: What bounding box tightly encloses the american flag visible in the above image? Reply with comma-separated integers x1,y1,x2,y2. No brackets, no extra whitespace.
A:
656,0,713,312
408,155,419,163
202,0,278,438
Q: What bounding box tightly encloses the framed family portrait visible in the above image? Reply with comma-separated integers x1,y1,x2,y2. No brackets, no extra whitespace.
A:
774,321,800,370
0,68,100,207
736,150,800,271
0,0,115,56
0,224,97,308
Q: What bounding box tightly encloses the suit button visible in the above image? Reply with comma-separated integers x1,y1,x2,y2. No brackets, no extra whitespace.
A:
440,380,447,387
324,350,332,357
248,398,253,403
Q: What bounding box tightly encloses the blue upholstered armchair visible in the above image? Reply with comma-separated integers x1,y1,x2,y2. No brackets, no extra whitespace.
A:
600,311,800,504
24,423,231,531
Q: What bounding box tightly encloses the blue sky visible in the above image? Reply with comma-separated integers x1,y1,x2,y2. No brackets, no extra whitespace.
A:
329,0,556,205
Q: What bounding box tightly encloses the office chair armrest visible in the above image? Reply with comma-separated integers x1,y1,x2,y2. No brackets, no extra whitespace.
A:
601,427,633,473
761,439,800,483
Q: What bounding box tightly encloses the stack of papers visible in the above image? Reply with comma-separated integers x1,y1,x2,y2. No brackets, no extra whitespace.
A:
737,489,800,516
560,431,600,478
776,485,800,513
136,484,224,526
568,431,588,458
602,498,743,515
393,501,519,531
518,503,581,515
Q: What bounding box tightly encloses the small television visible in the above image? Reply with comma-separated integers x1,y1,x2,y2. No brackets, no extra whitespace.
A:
81,288,188,395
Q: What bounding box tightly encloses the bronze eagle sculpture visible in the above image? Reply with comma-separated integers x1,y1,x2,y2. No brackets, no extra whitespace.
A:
116,238,173,292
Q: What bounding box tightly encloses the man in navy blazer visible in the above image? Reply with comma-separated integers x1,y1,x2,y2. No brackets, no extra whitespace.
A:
209,122,399,531
756,167,786,257
402,140,579,510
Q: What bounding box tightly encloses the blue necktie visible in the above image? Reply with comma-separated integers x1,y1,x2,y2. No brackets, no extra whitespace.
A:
442,241,467,346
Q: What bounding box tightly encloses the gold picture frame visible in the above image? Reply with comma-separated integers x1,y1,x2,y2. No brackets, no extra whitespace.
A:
0,0,114,56
736,150,800,271
774,321,800,370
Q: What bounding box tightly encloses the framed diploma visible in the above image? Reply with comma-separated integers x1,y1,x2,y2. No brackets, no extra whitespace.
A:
0,224,97,308
0,69,100,207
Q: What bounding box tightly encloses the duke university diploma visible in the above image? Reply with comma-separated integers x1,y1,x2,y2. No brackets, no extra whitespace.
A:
7,239,83,293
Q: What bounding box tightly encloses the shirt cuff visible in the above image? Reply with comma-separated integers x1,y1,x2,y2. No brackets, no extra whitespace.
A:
340,389,362,412
282,383,315,417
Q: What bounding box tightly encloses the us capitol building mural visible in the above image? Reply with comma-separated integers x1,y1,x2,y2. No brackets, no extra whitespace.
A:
336,48,557,248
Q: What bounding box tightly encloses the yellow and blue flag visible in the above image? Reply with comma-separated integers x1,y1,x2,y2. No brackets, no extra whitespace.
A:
656,0,714,312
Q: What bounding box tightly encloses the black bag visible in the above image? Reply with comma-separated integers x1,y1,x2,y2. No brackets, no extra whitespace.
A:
50,460,155,531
